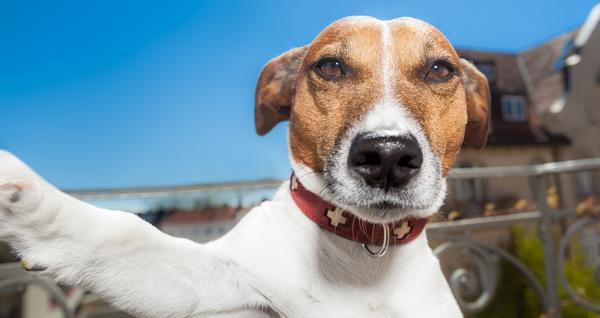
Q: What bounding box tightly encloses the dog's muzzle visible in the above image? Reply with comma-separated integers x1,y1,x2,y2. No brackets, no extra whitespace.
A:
347,133,423,190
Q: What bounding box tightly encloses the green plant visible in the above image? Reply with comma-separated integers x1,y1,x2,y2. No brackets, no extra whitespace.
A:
474,225,600,318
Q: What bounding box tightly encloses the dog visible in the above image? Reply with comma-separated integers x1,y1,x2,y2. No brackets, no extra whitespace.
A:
0,16,490,317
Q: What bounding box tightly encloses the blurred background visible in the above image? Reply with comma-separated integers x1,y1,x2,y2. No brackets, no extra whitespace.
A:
1,0,600,317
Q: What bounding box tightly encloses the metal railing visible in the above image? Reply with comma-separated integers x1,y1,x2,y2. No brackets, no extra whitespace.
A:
432,157,600,317
1,157,600,317
0,263,74,318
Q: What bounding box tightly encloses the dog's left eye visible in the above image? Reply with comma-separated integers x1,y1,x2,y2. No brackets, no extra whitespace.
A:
314,58,345,80
425,60,455,82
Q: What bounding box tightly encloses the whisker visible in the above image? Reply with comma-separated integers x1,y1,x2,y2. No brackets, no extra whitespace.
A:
351,215,359,246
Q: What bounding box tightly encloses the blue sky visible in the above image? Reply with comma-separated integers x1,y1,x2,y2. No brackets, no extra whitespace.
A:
0,0,597,189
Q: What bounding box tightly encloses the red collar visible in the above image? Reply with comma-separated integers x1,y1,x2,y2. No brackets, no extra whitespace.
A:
289,174,428,247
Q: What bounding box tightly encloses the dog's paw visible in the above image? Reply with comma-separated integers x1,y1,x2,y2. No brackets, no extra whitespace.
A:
0,180,43,215
0,179,48,244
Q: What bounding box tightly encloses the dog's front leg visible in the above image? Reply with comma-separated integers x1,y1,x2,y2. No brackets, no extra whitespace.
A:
0,152,264,318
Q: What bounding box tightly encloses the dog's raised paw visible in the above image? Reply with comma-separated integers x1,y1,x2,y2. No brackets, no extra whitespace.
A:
0,180,43,214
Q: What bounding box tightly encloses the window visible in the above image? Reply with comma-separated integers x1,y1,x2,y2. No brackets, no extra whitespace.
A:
501,95,528,122
474,62,496,83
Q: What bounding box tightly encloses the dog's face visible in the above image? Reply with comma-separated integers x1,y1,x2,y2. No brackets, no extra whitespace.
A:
255,16,490,223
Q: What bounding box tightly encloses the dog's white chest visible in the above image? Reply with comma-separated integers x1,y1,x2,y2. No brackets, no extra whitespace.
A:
213,186,462,318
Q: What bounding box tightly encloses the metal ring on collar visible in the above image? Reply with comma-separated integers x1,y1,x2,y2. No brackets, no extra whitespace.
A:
362,225,390,258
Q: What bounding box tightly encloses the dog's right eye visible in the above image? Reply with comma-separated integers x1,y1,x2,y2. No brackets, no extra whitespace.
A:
314,58,345,81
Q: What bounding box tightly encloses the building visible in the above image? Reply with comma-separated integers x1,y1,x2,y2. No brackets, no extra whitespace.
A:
540,4,600,206
446,5,600,217
542,3,600,160
447,47,570,217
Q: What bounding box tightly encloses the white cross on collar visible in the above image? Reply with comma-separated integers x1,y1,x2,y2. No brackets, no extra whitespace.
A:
394,221,413,240
325,207,347,227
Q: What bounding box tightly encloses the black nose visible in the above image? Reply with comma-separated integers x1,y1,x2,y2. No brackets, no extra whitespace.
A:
348,134,423,189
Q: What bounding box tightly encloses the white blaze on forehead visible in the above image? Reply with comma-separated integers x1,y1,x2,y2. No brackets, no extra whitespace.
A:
380,21,394,102
359,19,414,136
378,17,435,102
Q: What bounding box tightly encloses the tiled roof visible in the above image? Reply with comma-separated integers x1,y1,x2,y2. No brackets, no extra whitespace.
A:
518,30,578,114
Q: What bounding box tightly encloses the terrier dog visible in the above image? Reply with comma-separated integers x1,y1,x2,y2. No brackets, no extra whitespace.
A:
0,16,489,317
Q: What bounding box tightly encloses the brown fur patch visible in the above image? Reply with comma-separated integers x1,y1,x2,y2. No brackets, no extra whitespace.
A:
255,46,308,135
460,59,491,149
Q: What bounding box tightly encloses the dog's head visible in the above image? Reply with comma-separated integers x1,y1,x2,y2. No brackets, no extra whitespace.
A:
255,17,490,223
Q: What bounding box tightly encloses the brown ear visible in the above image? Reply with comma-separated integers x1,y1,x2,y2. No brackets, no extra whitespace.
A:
460,58,491,149
254,46,308,135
